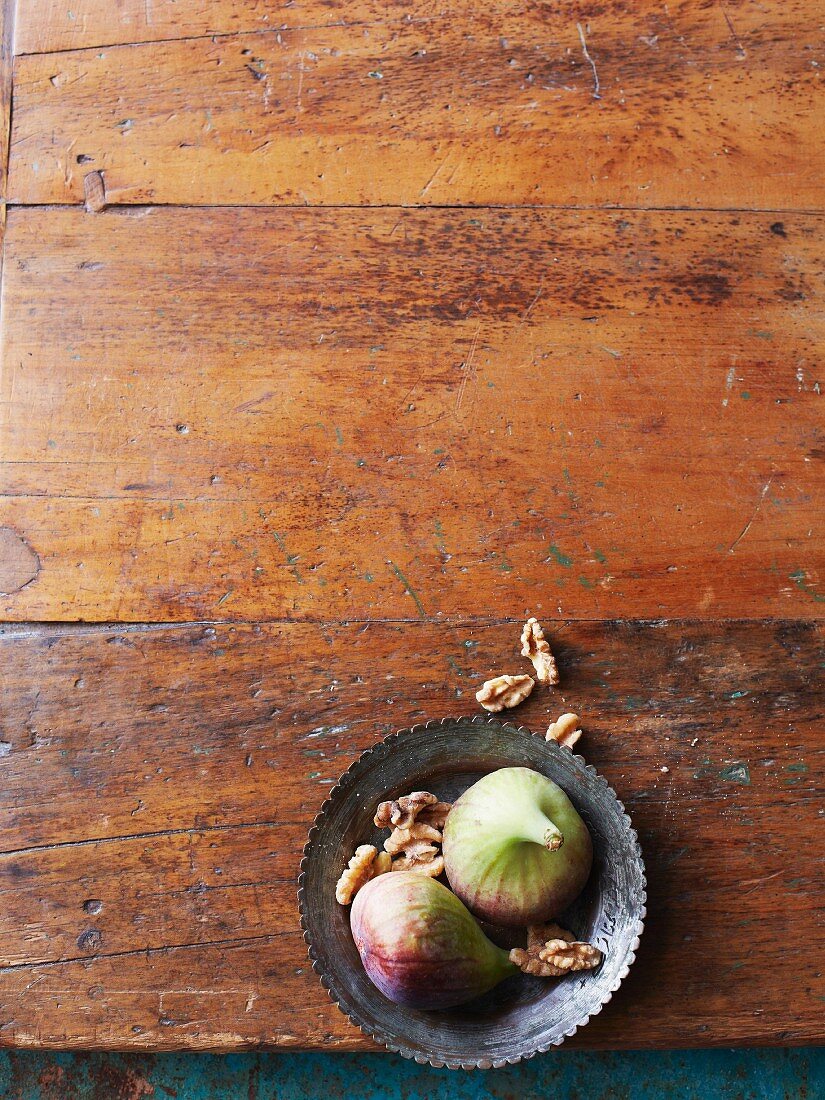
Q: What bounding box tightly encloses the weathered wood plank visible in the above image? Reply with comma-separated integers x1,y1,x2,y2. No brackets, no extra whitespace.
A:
1,206,822,622
0,0,16,291
0,0,13,198
15,0,403,53
9,0,823,208
0,619,821,1048
0,824,305,967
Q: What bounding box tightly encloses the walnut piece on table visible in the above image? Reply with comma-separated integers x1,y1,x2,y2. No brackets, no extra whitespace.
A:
476,673,535,712
335,844,391,905
546,711,583,749
509,922,602,978
520,617,560,685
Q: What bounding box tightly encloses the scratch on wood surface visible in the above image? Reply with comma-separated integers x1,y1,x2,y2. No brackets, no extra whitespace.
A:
398,377,421,413
63,139,77,190
720,3,747,59
7,358,19,407
232,391,275,414
739,869,783,890
419,154,450,197
15,975,46,1001
521,276,544,323
386,560,427,619
261,72,272,110
455,324,481,415
445,157,464,187
729,476,774,552
576,23,602,100
295,52,306,113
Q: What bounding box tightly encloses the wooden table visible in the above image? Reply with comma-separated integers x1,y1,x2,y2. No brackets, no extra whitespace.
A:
0,0,822,1052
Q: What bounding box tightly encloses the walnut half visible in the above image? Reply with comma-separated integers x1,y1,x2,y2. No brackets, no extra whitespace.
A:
335,844,391,905
509,922,602,978
520,617,560,685
384,822,444,877
546,712,582,749
476,673,535,712
538,939,603,975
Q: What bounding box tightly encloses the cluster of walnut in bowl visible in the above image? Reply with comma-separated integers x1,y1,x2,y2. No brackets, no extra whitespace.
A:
335,790,451,904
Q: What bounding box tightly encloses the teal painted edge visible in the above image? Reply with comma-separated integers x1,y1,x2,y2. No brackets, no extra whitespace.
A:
0,1049,822,1100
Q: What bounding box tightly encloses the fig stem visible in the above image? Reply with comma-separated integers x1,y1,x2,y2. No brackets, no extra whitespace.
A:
515,806,565,851
543,822,565,851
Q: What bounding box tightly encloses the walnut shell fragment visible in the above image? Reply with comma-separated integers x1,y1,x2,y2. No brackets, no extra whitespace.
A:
520,617,560,685
509,922,602,978
546,712,583,750
335,844,392,905
476,673,535,712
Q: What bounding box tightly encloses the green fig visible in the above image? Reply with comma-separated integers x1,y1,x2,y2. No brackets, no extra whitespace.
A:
350,871,518,1009
442,767,593,926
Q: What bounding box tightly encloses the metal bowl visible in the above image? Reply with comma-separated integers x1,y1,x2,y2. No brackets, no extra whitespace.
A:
298,716,646,1069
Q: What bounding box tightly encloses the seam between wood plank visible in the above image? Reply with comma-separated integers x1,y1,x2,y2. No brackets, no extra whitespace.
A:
4,201,825,215
1,617,823,638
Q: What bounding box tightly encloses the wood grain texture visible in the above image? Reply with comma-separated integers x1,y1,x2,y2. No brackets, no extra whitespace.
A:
0,0,15,292
16,0,398,53
0,0,13,197
1,205,822,622
9,0,824,208
0,618,821,1049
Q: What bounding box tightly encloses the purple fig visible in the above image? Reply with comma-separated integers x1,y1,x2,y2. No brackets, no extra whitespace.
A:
350,871,517,1009
442,767,593,926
